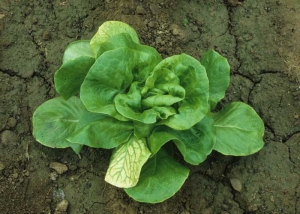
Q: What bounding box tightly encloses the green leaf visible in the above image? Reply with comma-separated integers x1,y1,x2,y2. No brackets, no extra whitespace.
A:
151,54,210,130
70,144,83,154
124,148,189,203
149,116,215,165
200,49,230,109
95,34,162,77
66,117,133,149
105,136,151,188
97,33,162,81
62,40,94,63
212,102,264,155
114,82,162,124
80,47,160,121
32,96,101,154
142,68,185,108
55,40,95,99
90,21,140,56
54,57,94,99
133,122,155,139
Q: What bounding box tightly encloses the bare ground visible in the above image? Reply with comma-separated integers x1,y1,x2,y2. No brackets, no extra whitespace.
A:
0,0,300,213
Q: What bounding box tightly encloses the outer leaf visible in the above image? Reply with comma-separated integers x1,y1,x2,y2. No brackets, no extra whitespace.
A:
54,56,94,99
151,54,210,130
95,34,162,79
66,117,133,149
96,33,161,82
124,148,189,203
32,96,101,154
200,49,230,109
62,40,94,63
90,21,140,56
105,136,151,188
149,116,215,165
212,102,264,155
70,144,83,154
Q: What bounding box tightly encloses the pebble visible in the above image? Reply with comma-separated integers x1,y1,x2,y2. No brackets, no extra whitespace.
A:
1,130,19,145
50,171,59,181
149,3,160,15
49,162,68,174
148,21,155,28
155,37,162,44
136,5,146,15
248,204,259,212
0,162,5,170
55,199,69,213
20,69,35,78
230,178,242,192
43,31,51,41
12,172,19,179
170,24,180,36
227,0,242,6
172,28,179,35
7,117,17,128
24,170,30,176
192,25,198,32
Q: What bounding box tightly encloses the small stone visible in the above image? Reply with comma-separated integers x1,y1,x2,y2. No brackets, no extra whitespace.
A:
192,26,198,32
1,130,19,145
69,176,77,182
49,162,68,175
7,117,17,128
136,5,146,15
230,178,242,192
155,37,162,44
12,172,19,179
24,170,30,176
227,0,242,6
55,199,69,212
172,28,179,35
43,31,51,41
149,3,160,15
20,69,35,78
170,24,180,36
180,210,190,214
248,204,259,212
29,166,36,172
50,171,58,181
0,162,5,171
148,21,155,28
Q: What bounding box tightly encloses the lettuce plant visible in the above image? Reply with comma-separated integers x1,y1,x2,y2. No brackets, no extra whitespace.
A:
32,21,264,203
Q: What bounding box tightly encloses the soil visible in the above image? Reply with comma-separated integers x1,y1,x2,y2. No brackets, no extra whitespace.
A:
0,0,300,213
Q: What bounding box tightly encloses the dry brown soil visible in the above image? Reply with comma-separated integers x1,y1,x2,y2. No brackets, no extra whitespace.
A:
0,0,300,213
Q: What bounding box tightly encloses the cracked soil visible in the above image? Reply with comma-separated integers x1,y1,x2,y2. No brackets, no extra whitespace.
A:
0,0,300,213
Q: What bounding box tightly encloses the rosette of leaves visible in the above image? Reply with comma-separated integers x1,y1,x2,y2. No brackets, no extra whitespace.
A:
32,21,264,203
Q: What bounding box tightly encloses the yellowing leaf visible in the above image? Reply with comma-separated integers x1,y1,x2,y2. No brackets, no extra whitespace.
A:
90,21,139,56
105,136,151,188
